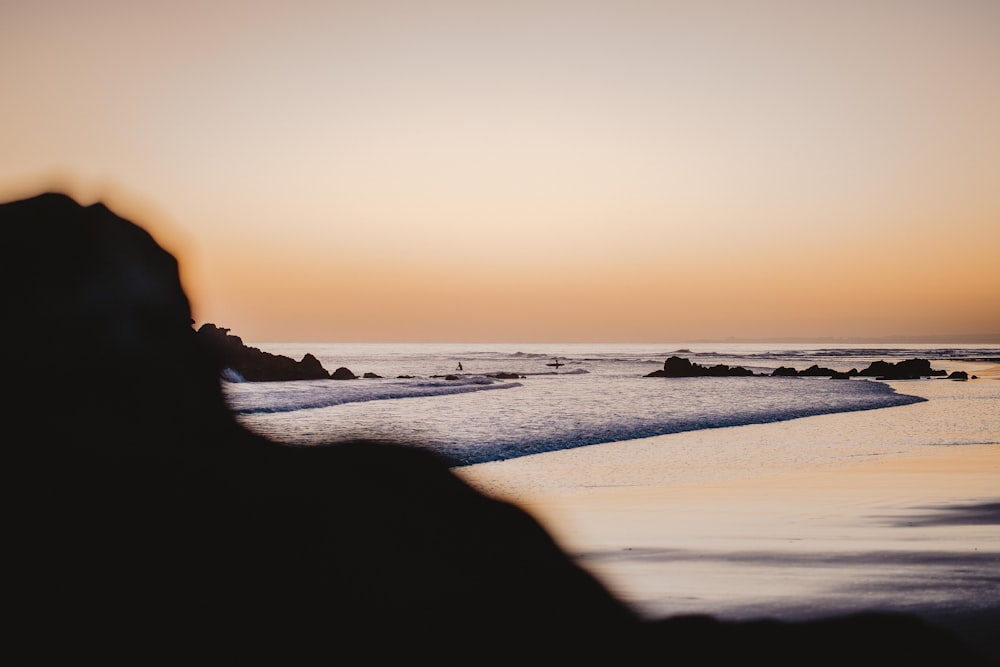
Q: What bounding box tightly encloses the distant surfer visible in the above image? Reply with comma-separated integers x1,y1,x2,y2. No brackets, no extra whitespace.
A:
456,362,463,371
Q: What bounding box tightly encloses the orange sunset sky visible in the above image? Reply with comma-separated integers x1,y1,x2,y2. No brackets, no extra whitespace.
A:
2,0,998,343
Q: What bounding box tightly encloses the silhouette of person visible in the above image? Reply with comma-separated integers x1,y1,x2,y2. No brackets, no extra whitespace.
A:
456,362,463,371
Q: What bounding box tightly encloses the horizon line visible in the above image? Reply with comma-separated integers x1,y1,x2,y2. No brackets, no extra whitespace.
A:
238,334,1000,345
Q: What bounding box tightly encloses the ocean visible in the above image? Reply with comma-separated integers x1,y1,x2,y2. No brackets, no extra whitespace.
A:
222,342,998,466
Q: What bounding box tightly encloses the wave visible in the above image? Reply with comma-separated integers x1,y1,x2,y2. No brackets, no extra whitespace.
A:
433,380,926,466
232,376,925,467
744,347,1000,360
224,375,522,415
520,368,590,377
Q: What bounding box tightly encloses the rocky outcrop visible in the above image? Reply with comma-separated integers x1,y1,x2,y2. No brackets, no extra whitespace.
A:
858,358,947,380
797,364,842,377
653,357,951,381
771,365,858,379
646,355,759,377
331,366,358,380
4,192,989,664
195,322,333,381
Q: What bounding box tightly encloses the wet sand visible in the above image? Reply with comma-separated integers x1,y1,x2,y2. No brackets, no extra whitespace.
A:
458,368,1000,659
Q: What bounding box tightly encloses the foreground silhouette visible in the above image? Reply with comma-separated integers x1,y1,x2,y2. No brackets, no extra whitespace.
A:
3,193,991,664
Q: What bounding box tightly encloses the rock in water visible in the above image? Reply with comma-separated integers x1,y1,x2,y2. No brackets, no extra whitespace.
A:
858,358,947,379
196,322,333,380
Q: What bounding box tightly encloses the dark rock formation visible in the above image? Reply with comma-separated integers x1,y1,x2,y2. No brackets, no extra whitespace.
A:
362,371,383,379
797,364,841,377
707,363,755,376
4,192,991,664
858,358,947,380
658,355,700,376
771,365,858,378
195,322,332,381
646,355,759,377
331,366,358,380
949,370,970,381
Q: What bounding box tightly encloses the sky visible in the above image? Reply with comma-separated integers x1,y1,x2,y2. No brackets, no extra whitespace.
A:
2,0,998,343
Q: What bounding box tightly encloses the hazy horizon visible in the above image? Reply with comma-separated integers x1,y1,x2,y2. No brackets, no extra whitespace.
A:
229,332,1000,345
4,0,998,343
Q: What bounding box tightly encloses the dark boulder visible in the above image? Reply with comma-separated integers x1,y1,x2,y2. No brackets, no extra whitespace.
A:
773,366,857,378
798,364,840,377
949,370,969,381
196,322,331,381
331,366,358,380
858,358,947,380
647,356,758,377
3,191,641,661
661,355,697,376
706,363,753,376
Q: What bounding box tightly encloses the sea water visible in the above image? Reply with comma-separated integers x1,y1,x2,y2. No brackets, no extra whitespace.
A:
222,343,998,466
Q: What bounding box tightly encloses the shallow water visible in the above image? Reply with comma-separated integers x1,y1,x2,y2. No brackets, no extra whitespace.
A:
224,343,996,465
456,378,1000,659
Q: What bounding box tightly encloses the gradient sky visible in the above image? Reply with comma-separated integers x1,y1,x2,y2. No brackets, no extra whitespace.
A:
3,0,998,342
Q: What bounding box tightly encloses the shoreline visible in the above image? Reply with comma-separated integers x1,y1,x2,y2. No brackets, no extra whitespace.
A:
460,369,1000,500
458,369,1000,659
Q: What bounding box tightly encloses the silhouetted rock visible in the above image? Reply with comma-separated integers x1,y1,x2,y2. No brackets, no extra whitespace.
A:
949,370,970,381
707,363,754,376
5,192,644,661
331,366,358,379
766,359,956,382
772,366,858,379
646,355,759,377
858,358,947,380
798,364,840,377
196,322,331,381
663,355,697,375
4,192,990,664
362,371,383,378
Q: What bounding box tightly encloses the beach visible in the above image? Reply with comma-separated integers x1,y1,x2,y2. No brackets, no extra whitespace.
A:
458,366,1000,659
